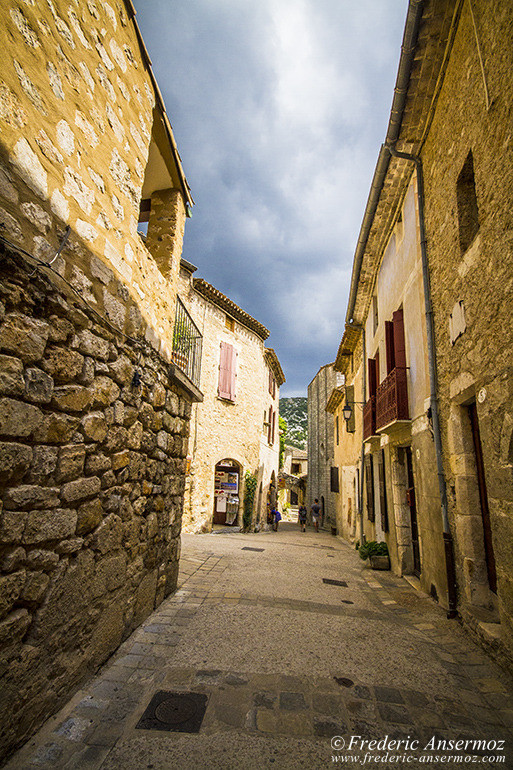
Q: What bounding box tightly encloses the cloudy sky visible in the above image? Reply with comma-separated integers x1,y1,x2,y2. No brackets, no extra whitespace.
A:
134,1,408,396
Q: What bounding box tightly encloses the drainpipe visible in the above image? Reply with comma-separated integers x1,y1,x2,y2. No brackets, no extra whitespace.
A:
386,144,458,618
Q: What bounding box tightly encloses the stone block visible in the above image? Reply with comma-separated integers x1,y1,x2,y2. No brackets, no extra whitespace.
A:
23,509,77,543
91,376,120,407
0,608,30,646
85,452,110,475
103,290,126,329
29,445,58,482
33,413,80,443
91,256,114,285
48,316,73,343
3,485,60,511
61,476,101,503
113,400,124,424
108,355,134,386
81,412,108,442
72,329,110,360
96,554,127,591
0,313,49,363
52,385,92,413
0,571,26,619
24,367,54,403
152,383,166,408
77,498,103,535
103,425,129,452
21,571,50,602
0,355,24,396
0,511,27,543
42,346,84,382
1,547,26,572
0,441,32,482
25,549,59,570
55,538,84,555
56,444,86,482
89,513,123,554
111,450,130,470
0,397,42,437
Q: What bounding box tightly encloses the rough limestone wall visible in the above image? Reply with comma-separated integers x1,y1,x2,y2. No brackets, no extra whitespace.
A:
421,0,513,656
0,249,190,760
307,365,337,526
0,0,182,359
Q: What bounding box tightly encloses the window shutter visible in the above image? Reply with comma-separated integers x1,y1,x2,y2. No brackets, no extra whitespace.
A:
368,358,377,398
330,466,339,493
268,406,273,443
218,342,233,400
365,455,375,522
229,346,237,400
378,449,389,532
271,410,276,444
385,321,395,373
392,309,406,370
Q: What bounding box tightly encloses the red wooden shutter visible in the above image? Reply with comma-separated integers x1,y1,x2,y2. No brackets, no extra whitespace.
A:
385,320,395,373
393,309,406,369
271,410,276,444
375,350,380,386
368,357,377,398
268,406,273,443
218,342,233,399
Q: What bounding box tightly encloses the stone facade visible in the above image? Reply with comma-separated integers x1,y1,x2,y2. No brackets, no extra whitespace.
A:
178,261,285,532
278,445,307,513
307,364,339,529
420,0,513,664
328,331,363,544
331,0,513,669
0,0,198,760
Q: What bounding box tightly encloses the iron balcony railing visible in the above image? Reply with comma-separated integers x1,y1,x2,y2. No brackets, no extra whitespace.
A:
375,367,409,430
171,297,202,388
363,396,376,440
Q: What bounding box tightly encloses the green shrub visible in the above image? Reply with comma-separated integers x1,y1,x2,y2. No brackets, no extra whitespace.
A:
358,541,389,560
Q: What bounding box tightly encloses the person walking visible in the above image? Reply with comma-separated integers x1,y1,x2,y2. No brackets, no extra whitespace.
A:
298,504,307,532
272,507,281,531
311,499,321,532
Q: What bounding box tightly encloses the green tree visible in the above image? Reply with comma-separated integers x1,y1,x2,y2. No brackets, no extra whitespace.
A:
279,416,287,469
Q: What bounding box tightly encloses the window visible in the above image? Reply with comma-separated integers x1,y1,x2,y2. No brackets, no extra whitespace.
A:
384,308,406,373
225,315,235,332
269,369,276,398
330,466,339,493
345,385,355,433
336,415,339,445
291,462,301,475
218,342,237,401
268,407,276,445
457,151,479,253
365,455,375,522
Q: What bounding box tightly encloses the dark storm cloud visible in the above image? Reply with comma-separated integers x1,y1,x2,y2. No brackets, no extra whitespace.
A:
134,0,408,395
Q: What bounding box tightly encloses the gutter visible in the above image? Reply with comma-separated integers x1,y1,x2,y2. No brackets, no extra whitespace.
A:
345,0,424,325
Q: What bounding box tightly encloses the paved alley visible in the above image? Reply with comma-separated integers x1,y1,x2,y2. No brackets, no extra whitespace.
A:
4,523,513,770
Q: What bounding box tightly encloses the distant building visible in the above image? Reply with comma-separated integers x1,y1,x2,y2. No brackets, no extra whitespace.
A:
178,260,285,532
279,445,307,513
307,364,341,529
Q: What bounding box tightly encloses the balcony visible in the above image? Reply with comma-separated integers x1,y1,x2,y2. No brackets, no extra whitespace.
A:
376,367,409,430
171,297,202,389
363,396,376,440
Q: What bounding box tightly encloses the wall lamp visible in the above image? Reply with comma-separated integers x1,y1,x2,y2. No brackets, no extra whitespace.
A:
342,400,366,424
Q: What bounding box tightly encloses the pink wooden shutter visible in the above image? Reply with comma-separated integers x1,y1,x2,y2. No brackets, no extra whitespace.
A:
229,346,237,401
218,342,232,399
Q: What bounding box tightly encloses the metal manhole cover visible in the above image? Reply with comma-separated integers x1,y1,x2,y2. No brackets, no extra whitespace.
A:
242,547,265,552
136,691,208,733
323,578,348,587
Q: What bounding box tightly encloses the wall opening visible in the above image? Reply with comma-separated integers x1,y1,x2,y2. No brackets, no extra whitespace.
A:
456,151,479,253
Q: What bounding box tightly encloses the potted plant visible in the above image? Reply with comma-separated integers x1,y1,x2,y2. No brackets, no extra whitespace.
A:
358,541,390,570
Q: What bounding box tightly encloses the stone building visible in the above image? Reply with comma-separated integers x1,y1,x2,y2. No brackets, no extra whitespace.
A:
278,445,307,515
307,364,341,529
178,259,285,532
326,329,363,543
334,0,513,668
0,0,201,760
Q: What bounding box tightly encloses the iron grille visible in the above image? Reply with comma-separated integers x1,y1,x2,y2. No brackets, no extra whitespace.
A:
172,297,202,388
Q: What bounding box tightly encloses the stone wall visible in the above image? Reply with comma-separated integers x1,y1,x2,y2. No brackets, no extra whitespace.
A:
307,364,337,528
0,247,191,760
421,0,513,663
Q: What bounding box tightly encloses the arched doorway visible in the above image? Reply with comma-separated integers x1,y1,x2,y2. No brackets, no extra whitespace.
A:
213,459,241,526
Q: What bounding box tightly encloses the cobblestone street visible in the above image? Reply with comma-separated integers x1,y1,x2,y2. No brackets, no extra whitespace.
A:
5,523,513,769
